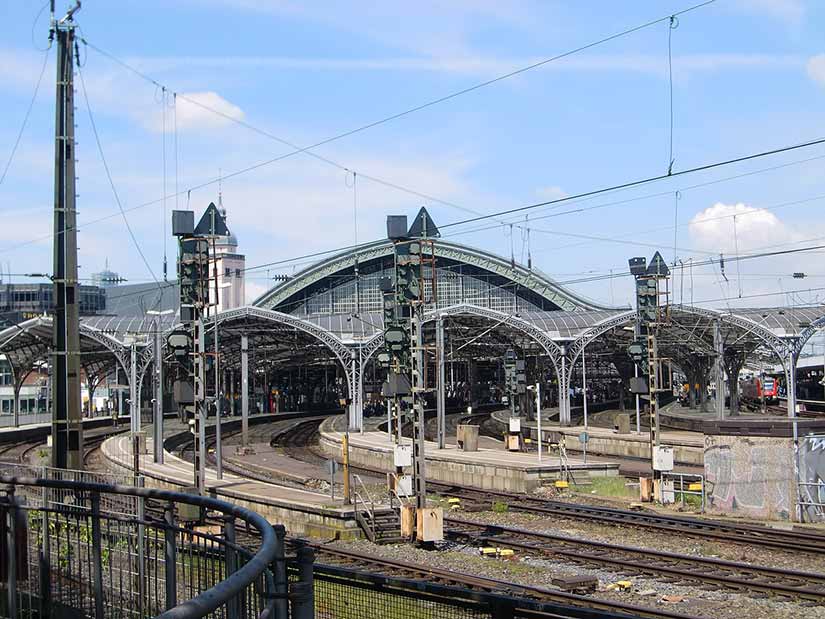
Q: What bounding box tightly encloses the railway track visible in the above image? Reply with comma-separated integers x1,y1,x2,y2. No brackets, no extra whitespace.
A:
444,516,825,603
0,425,126,469
302,541,704,619
0,439,44,464
265,415,825,556
432,484,825,555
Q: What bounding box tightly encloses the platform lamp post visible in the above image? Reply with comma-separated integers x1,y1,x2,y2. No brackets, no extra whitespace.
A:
147,309,174,464
527,382,542,462
213,281,232,480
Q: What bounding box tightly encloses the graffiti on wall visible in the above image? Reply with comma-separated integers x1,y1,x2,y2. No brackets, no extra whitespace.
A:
799,435,825,523
704,435,792,519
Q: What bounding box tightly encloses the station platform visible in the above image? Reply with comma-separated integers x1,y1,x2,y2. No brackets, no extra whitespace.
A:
0,414,124,437
318,417,619,493
490,409,705,468
101,431,365,540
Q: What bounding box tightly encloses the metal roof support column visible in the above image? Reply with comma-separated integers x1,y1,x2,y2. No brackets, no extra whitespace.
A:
241,335,249,448
714,321,726,420
130,344,138,434
154,327,164,464
12,378,21,428
581,345,588,430
230,369,236,417
559,348,570,426
786,350,798,419
634,363,641,432
347,356,360,432
435,316,446,449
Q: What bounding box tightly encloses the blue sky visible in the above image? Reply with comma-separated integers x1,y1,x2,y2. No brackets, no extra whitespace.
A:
2,0,825,314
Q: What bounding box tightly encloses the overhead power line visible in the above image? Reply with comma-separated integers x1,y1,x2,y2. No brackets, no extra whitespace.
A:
77,65,164,296
81,1,714,194
439,135,825,231
551,243,825,287
0,48,51,187
78,1,715,225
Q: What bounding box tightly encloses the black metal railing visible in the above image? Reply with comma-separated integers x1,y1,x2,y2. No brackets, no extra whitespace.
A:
0,475,311,619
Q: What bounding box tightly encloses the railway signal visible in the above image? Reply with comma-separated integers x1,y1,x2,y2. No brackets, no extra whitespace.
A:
628,252,672,499
172,209,218,495
381,212,443,543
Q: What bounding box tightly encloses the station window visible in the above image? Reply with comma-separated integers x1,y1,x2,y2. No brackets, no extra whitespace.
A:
0,360,12,386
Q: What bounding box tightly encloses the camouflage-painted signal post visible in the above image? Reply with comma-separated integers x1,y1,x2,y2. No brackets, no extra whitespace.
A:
171,210,214,494
379,212,443,536
628,252,671,478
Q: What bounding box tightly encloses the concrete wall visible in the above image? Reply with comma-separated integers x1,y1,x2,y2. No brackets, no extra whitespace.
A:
489,412,704,467
319,426,617,494
101,437,363,540
704,434,796,520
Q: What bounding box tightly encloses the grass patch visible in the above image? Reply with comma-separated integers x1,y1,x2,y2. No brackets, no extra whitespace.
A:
584,476,637,499
491,501,509,513
674,492,703,508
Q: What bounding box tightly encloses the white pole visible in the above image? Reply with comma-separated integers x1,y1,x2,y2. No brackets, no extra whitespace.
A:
634,363,641,433
535,382,542,463
386,399,392,441
582,347,588,430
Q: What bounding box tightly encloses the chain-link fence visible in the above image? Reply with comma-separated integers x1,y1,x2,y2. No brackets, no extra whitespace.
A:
0,475,307,619
303,562,632,619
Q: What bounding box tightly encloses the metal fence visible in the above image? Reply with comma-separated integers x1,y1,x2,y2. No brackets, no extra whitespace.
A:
0,408,122,428
0,475,310,619
306,563,631,619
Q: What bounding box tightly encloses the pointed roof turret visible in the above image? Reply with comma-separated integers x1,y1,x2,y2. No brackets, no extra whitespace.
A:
407,206,440,239
646,251,670,277
195,202,230,237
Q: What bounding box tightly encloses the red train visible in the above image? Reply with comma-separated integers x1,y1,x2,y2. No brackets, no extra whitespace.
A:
740,375,779,407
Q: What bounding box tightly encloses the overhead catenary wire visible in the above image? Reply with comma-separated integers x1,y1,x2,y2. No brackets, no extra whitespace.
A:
76,1,716,233
80,1,715,193
162,86,168,281
438,134,825,232
76,64,164,297
667,15,679,175
0,47,51,187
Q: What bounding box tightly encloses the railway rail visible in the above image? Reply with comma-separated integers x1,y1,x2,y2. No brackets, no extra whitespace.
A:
444,516,825,603
267,413,825,556
302,541,704,619
434,484,825,555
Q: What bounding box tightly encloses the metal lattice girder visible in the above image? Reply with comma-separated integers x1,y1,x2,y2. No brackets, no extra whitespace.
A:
0,316,133,384
793,314,825,357
196,306,353,368
253,238,611,312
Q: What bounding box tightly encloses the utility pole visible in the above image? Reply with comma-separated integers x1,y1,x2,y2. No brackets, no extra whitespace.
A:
210,208,223,479
379,209,443,543
172,210,210,494
50,1,84,470
628,252,671,494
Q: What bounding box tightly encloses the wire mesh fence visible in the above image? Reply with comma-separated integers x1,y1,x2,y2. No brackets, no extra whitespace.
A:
302,562,626,619
0,475,293,619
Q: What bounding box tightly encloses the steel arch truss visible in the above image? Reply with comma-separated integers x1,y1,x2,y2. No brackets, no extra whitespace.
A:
793,315,825,358
209,306,353,369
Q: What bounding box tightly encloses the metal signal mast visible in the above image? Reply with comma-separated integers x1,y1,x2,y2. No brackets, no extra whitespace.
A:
50,1,84,470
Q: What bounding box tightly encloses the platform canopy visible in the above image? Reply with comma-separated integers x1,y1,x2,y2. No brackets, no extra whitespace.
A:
0,316,130,385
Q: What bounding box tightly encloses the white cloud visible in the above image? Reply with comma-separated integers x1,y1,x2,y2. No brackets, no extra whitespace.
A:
688,202,792,253
535,186,567,202
124,52,802,80
733,0,804,24
151,91,245,133
807,55,825,87
244,280,269,304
